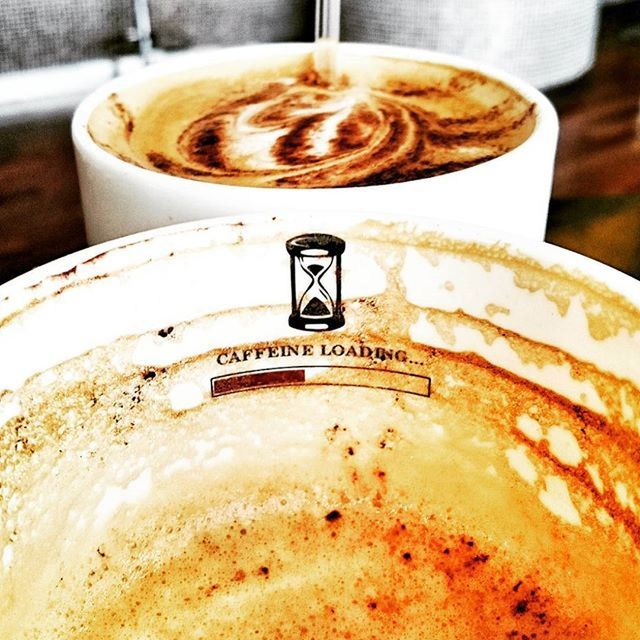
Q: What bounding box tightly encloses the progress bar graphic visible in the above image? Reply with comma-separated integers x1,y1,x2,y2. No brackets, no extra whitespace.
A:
211,365,431,398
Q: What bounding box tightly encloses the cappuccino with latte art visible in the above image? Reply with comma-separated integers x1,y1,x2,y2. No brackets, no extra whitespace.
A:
88,52,536,188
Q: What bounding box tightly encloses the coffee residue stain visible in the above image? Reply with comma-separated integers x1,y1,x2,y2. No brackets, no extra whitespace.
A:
2,218,639,639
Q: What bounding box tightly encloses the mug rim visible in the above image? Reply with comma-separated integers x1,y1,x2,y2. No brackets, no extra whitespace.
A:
71,41,559,196
1,212,637,311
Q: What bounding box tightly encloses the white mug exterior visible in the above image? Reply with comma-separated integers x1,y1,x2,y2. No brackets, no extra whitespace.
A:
72,43,559,245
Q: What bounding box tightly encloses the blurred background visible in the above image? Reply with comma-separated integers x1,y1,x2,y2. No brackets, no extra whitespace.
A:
0,0,638,283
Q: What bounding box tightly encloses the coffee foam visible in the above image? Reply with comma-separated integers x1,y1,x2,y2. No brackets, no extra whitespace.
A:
88,53,536,188
0,224,639,638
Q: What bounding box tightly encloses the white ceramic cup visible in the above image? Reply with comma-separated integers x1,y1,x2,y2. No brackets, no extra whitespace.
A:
72,42,559,245
1,214,639,636
0,214,640,640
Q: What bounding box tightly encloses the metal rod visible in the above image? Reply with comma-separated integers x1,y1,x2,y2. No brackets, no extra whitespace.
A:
133,0,153,65
315,0,341,42
314,0,341,85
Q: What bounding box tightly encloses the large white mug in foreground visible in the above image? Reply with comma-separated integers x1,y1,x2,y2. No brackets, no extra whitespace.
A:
0,213,639,638
72,42,558,244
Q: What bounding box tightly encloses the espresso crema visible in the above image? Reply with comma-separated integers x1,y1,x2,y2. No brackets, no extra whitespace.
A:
88,53,536,187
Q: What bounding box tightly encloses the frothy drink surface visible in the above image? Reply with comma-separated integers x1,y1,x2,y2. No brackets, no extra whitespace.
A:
88,53,536,187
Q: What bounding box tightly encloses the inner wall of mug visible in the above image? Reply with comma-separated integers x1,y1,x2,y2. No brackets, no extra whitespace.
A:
72,43,558,244
0,215,638,637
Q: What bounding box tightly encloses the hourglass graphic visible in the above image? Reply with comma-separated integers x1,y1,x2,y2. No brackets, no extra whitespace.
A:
286,233,345,331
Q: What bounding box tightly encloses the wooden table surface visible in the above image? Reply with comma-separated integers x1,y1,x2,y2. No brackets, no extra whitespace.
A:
544,0,640,279
0,1,639,285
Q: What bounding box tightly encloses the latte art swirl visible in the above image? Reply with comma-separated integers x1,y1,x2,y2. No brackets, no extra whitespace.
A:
89,54,536,188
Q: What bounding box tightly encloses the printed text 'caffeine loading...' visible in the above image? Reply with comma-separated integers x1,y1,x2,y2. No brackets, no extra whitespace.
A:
215,343,409,366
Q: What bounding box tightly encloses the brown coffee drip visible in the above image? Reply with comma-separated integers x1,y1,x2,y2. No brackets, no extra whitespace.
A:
89,54,536,188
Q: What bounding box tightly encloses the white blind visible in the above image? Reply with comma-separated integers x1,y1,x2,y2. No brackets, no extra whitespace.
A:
342,0,601,89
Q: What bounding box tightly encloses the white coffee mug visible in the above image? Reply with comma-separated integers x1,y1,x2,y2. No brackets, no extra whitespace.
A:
1,213,639,636
72,42,558,245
